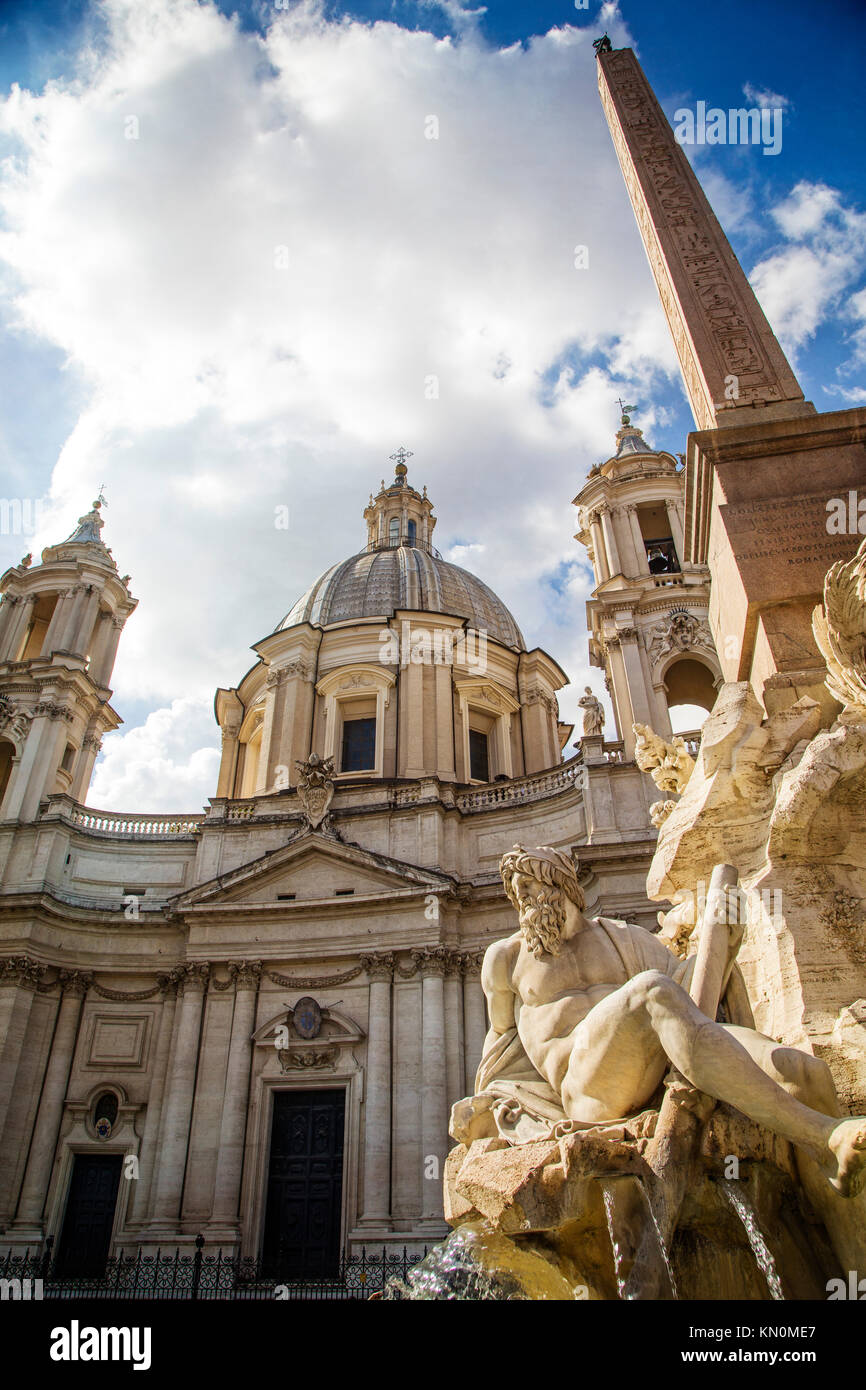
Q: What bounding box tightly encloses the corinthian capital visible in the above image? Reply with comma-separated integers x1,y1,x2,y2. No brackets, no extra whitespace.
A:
411,946,449,977
361,952,395,981
58,969,93,997
228,959,263,990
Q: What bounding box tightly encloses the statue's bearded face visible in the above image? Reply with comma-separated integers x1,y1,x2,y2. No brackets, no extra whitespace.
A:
512,873,565,958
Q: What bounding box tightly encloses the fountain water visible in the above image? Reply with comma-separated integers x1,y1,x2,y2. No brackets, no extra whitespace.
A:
601,1175,679,1300
602,1182,628,1299
719,1178,785,1300
382,1221,580,1300
632,1179,679,1300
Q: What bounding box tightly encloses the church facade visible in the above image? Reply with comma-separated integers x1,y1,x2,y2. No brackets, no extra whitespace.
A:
0,437,718,1275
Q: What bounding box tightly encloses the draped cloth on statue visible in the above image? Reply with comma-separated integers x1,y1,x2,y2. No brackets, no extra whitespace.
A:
451,916,755,1146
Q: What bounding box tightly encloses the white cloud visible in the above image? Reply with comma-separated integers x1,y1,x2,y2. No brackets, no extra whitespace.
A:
0,0,683,809
750,181,866,359
742,82,790,111
88,696,220,813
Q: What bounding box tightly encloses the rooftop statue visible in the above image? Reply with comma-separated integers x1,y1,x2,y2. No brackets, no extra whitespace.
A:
578,686,605,737
451,844,866,1198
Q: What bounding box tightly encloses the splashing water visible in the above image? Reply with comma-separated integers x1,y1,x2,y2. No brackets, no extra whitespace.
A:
634,1180,679,1300
601,1177,678,1300
382,1226,538,1300
720,1178,784,1300
601,1182,629,1299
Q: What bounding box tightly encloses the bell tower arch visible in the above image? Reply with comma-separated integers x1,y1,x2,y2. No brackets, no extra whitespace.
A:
573,407,721,758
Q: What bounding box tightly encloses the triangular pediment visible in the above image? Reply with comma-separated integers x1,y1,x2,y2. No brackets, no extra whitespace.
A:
171,828,454,910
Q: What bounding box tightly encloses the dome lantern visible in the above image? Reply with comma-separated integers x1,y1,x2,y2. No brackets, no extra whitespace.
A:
362,448,436,554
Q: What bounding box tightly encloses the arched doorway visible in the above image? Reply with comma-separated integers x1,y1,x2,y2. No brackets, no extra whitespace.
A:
664,657,717,736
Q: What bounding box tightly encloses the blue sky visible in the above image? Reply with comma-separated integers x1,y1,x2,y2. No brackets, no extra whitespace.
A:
0,0,863,809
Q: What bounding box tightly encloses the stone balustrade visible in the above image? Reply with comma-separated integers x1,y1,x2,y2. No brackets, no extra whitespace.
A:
49,798,204,838
455,758,584,813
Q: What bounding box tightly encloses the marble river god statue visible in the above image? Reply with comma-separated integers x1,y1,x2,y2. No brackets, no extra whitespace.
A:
451,844,866,1200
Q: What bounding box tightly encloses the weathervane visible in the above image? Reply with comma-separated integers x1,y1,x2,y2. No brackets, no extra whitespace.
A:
615,398,636,425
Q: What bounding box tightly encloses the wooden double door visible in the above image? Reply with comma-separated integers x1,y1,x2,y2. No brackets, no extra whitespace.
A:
261,1089,345,1278
55,1154,122,1276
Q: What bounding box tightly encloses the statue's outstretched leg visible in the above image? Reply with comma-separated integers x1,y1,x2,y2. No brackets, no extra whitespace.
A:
561,970,866,1197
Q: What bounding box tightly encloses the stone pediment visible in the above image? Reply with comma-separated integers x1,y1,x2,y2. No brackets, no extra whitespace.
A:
170,828,454,911
254,1002,365,1077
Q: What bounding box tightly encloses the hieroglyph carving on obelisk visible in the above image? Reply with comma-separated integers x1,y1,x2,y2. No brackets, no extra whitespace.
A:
597,48,807,432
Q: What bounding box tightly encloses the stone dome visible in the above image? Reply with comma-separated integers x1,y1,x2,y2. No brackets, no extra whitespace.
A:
278,545,526,651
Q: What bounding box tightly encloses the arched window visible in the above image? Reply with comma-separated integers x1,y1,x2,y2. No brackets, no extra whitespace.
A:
665,658,717,734
388,518,399,547
94,1092,118,1127
407,519,417,547
93,1090,119,1139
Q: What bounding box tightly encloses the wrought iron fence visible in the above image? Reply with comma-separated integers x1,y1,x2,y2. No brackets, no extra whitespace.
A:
0,1237,427,1301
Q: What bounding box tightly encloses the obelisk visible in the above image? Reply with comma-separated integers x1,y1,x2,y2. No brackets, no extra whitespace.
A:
597,44,866,714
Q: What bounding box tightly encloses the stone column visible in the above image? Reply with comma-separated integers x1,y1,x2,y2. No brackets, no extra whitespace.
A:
1,594,35,662
358,952,394,1228
402,652,425,778
148,963,209,1232
461,953,487,1090
0,959,43,1225
443,953,465,1110
619,630,654,734
216,723,241,799
4,704,71,822
70,733,102,802
42,588,76,652
130,973,181,1224
413,947,448,1225
664,498,685,562
599,507,621,577
588,513,609,583
434,662,456,780
255,676,278,794
68,585,100,658
0,958,42,1129
55,585,86,651
626,505,649,576
90,615,125,688
0,593,18,653
12,970,90,1233
209,961,262,1229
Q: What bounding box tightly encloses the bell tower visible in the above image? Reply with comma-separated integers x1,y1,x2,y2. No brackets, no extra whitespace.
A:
0,498,136,821
573,407,720,758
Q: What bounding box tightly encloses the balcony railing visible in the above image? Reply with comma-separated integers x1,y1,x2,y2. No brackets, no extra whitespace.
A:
50,799,204,838
456,757,585,812
370,534,443,558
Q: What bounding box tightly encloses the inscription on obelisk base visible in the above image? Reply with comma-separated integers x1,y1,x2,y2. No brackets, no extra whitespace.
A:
598,46,866,712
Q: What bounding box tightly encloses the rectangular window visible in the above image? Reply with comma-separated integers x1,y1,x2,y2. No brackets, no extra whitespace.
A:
469,728,490,782
341,716,376,773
